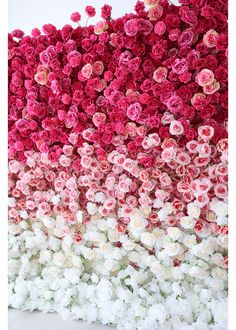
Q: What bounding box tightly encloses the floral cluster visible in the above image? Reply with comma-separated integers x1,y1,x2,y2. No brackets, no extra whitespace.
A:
8,0,228,329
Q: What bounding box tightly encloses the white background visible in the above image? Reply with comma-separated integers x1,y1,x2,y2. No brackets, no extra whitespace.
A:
9,0,179,34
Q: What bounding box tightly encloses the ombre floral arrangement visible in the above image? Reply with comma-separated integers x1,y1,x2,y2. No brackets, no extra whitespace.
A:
8,0,228,329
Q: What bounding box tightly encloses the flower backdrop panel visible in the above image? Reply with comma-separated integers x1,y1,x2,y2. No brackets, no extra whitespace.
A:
8,0,228,329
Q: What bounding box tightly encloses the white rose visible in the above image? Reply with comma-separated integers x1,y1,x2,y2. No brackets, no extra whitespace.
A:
153,198,164,209
53,252,66,267
148,304,167,322
140,232,156,247
167,227,182,241
42,217,54,229
39,250,52,264
104,259,117,271
51,195,60,205
19,210,28,219
182,234,197,247
187,203,201,218
218,236,228,248
8,224,21,235
122,240,136,251
150,262,167,277
19,220,28,230
76,210,83,223
164,242,182,256
25,236,38,248
83,248,95,260
86,202,97,215
128,251,140,263
71,255,83,269
211,267,227,280
94,192,106,203
128,209,148,239
180,216,196,229
8,197,16,207
107,230,119,242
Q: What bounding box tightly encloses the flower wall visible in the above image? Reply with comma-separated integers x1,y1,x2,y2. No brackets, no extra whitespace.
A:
8,0,228,329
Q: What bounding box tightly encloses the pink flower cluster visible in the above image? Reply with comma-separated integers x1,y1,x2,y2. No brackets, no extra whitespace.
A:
8,0,228,254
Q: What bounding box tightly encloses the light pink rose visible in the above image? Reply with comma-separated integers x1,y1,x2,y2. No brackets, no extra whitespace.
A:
198,125,214,141
203,79,220,95
153,66,168,83
195,69,214,86
92,112,106,127
144,0,159,6
169,120,184,135
34,71,48,85
81,63,93,79
148,5,163,21
94,20,108,35
203,29,218,48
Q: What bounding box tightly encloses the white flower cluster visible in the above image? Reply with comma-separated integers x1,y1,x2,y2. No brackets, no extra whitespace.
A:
9,204,228,330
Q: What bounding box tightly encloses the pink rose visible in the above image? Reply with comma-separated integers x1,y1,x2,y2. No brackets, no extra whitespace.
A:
67,51,81,68
195,69,215,87
144,0,158,6
34,71,48,85
154,21,166,35
203,29,218,48
126,102,142,121
169,120,184,135
172,58,188,75
203,79,220,95
166,95,183,114
92,61,104,75
198,126,214,141
148,5,163,21
81,63,93,79
92,112,106,127
124,19,138,36
94,20,108,35
153,66,168,83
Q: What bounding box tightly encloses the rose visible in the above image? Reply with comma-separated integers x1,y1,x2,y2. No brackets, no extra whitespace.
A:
126,102,142,121
101,4,112,19
94,20,108,35
34,71,48,85
198,125,214,141
70,12,81,23
124,19,138,36
144,0,159,6
172,58,188,75
203,29,219,48
169,120,184,135
81,63,93,79
67,51,81,68
137,19,153,36
92,112,106,127
179,6,198,26
178,30,195,47
85,5,96,17
195,69,215,86
154,21,166,35
153,66,168,83
92,61,104,75
167,96,183,114
203,80,220,95
148,5,163,21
